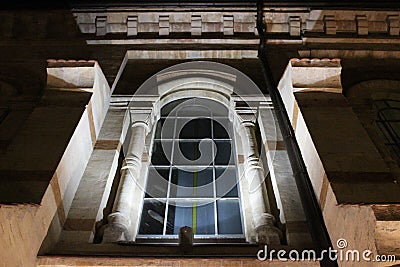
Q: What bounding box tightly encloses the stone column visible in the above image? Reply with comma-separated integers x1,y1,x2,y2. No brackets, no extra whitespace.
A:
104,106,153,242
237,108,281,245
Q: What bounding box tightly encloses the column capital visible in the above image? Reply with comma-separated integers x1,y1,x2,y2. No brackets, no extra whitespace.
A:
129,105,154,132
235,107,258,127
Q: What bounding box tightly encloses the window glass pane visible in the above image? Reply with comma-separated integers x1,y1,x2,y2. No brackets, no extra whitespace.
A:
178,104,212,117
213,118,231,139
177,118,212,139
195,202,215,235
215,140,233,165
174,140,213,165
199,99,228,116
145,167,170,198
138,200,166,235
170,167,213,198
167,201,215,235
217,200,242,234
151,140,172,166
379,109,400,121
154,118,175,139
216,167,238,198
166,204,191,235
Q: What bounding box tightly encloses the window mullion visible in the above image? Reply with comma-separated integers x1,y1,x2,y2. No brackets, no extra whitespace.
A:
211,112,219,236
162,115,177,235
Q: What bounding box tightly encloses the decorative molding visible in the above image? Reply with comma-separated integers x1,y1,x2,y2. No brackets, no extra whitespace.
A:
95,16,107,36
159,15,170,36
356,15,368,35
223,15,234,36
388,15,399,36
72,9,399,38
289,16,301,36
191,14,202,36
324,15,336,35
127,15,138,36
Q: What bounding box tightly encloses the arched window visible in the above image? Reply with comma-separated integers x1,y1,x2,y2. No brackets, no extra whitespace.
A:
137,98,244,239
374,99,400,165
105,61,281,245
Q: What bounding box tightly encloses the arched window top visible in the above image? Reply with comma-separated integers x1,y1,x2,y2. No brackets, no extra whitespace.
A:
160,97,229,117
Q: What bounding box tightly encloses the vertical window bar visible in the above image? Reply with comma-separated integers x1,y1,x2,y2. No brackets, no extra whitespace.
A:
162,114,177,235
192,143,198,234
211,110,219,235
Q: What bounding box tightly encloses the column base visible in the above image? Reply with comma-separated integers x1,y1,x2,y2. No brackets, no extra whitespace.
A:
102,212,133,242
255,213,282,245
256,224,282,245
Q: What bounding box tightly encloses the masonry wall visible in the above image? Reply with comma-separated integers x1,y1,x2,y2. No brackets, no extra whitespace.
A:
0,61,111,267
277,58,400,266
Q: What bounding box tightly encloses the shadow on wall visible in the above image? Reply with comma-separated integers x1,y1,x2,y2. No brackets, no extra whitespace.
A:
341,59,400,95
0,61,96,204
345,79,400,186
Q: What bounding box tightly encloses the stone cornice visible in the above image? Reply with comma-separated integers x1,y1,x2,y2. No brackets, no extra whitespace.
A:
72,8,400,37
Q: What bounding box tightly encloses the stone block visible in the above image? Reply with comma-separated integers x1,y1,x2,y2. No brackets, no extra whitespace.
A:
268,23,289,33
336,20,356,32
107,23,127,33
388,15,400,36
305,20,324,32
47,67,95,88
234,13,255,23
223,15,234,35
159,15,170,36
368,21,387,33
202,22,222,33
191,14,202,36
127,16,138,36
203,12,222,23
107,13,127,24
169,13,191,23
95,16,107,36
289,16,301,36
356,15,369,35
138,13,158,23
77,23,96,34
324,15,336,35
289,59,342,90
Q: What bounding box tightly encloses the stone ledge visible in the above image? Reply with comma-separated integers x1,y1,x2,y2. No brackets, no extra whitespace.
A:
47,59,96,68
290,58,341,68
38,256,320,267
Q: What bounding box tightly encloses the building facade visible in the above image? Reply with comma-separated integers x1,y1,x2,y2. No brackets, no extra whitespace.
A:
0,1,399,266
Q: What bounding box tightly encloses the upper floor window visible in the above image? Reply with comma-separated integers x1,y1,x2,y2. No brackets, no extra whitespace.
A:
374,99,400,165
137,98,244,239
